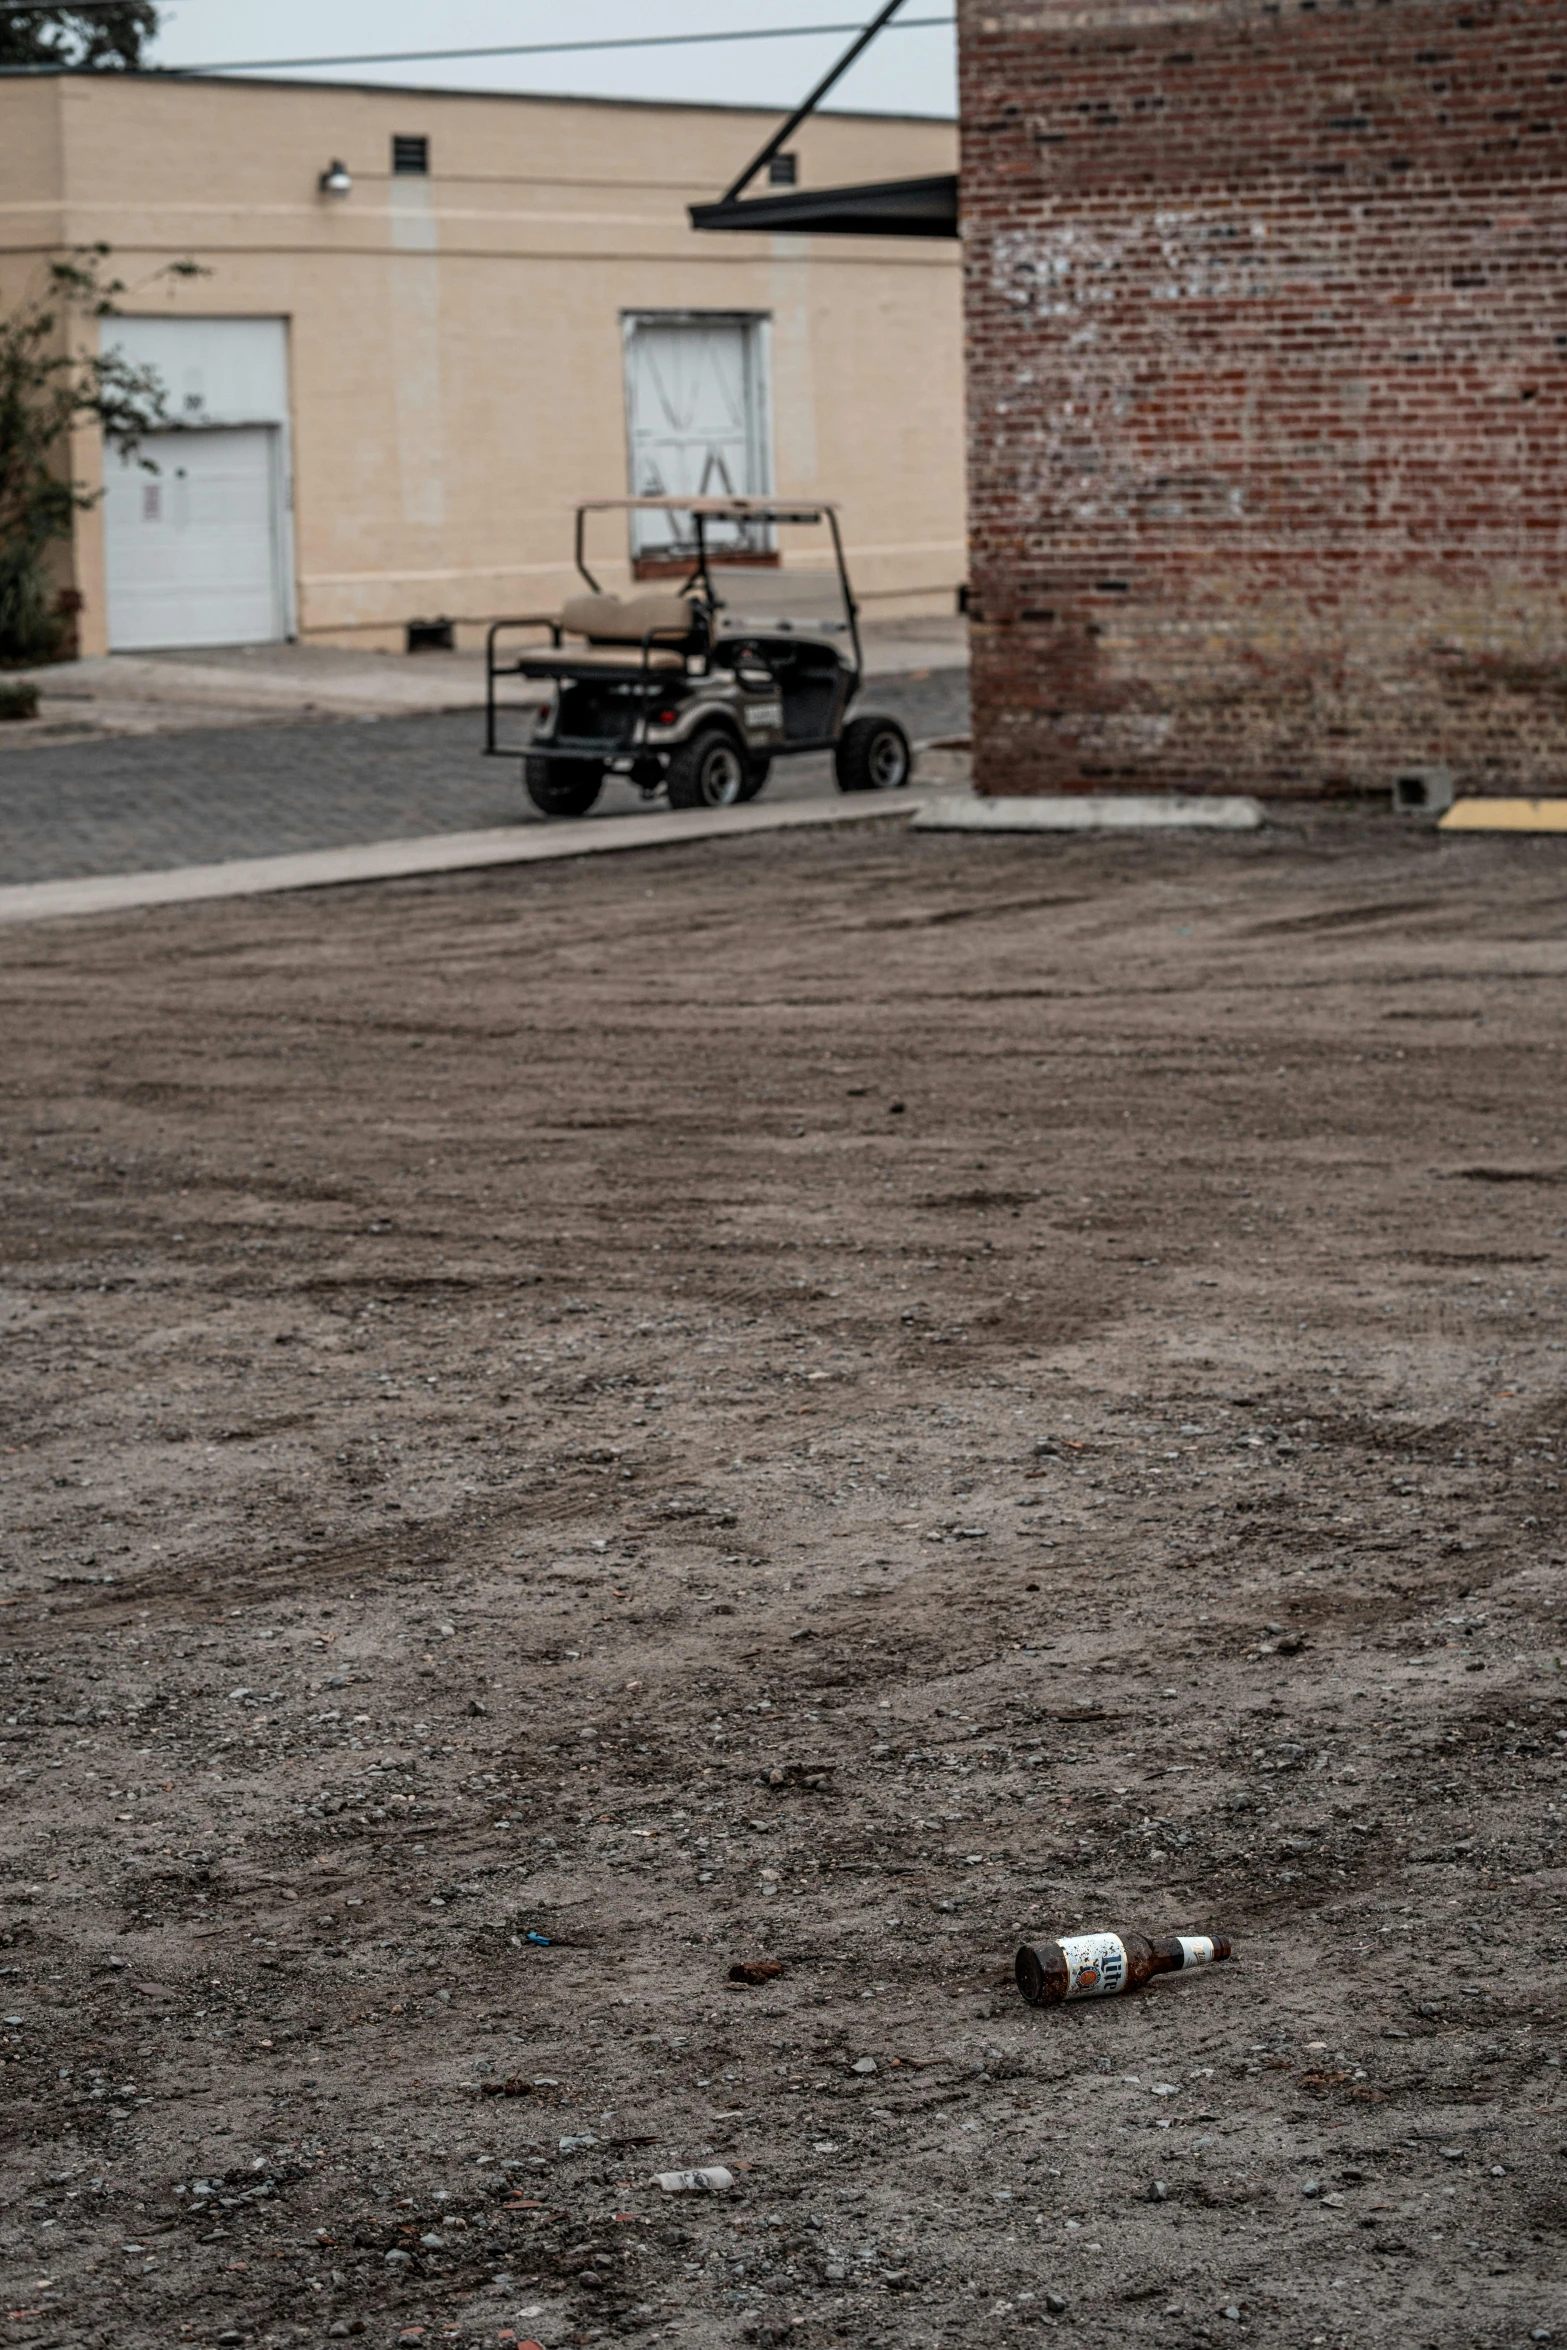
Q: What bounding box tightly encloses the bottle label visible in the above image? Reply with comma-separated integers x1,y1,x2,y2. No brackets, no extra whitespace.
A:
1177,1935,1215,1968
1058,1931,1128,1999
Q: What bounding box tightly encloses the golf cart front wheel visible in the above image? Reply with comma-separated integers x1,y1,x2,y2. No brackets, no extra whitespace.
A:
737,755,772,804
525,757,602,818
667,728,746,810
835,713,911,793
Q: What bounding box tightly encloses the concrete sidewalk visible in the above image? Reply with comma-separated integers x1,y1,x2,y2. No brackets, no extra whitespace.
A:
1,616,968,748
0,790,926,928
1,644,517,743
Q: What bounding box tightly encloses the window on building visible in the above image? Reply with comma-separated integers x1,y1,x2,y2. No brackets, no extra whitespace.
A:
622,312,774,573
392,134,429,175
767,152,798,186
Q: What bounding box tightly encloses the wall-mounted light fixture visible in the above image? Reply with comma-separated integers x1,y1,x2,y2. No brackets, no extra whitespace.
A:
318,159,353,199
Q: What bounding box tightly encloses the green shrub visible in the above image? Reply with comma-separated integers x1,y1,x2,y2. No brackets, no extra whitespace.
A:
0,247,202,665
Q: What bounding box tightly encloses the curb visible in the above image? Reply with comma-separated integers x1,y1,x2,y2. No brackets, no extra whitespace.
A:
1438,798,1567,833
0,793,923,929
913,792,1263,833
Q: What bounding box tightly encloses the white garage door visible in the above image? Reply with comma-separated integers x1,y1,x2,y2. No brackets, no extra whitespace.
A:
103,425,286,651
623,314,771,561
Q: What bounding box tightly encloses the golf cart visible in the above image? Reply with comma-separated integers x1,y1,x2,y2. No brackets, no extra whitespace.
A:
484,496,913,816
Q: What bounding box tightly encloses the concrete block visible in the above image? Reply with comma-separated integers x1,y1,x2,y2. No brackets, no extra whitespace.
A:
1392,766,1454,816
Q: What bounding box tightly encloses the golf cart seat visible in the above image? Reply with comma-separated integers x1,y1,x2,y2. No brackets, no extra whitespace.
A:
513,591,702,677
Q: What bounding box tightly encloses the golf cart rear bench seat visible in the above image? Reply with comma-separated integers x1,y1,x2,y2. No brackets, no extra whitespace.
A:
510,591,702,676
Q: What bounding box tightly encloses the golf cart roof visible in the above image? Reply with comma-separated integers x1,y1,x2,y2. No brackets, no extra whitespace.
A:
569,496,861,671
577,496,837,523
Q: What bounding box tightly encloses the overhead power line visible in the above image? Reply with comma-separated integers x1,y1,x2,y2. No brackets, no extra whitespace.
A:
0,0,152,12
158,16,956,79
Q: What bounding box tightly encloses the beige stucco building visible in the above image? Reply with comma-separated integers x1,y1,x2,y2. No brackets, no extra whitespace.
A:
0,71,962,657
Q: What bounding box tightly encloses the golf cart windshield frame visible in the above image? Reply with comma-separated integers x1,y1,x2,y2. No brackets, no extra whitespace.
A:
572,496,862,682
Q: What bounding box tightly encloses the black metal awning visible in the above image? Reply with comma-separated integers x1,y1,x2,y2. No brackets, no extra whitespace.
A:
688,2,958,244
690,170,957,240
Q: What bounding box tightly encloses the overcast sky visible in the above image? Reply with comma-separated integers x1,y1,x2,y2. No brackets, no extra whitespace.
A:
147,2,958,117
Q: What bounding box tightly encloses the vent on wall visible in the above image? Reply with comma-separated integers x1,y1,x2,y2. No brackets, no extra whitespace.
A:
392,134,429,175
768,152,799,186
407,618,455,654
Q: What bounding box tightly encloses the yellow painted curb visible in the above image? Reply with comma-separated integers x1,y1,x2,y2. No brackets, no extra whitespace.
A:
1438,798,1567,833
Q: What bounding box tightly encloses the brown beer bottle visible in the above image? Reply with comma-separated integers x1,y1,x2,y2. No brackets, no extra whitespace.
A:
1015,1928,1233,2006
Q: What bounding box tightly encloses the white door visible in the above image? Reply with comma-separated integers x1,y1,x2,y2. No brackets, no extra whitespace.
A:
623,315,771,560
103,425,285,650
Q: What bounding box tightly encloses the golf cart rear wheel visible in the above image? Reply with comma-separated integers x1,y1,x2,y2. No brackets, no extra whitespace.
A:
667,727,746,810
525,756,602,818
835,713,911,794
737,755,772,804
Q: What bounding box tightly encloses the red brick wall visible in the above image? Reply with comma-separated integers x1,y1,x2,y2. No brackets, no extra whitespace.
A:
958,0,1567,798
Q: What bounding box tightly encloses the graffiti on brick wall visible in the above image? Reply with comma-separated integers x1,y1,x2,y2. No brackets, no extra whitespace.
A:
959,0,1567,798
958,0,1567,797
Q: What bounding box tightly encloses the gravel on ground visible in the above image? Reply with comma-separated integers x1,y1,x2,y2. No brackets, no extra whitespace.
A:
0,808,1562,2350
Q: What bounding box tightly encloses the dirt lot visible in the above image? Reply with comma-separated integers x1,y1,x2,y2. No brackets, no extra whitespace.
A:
0,811,1564,2350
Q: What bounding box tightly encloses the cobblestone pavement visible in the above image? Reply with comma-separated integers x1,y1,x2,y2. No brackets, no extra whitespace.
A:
0,669,967,884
